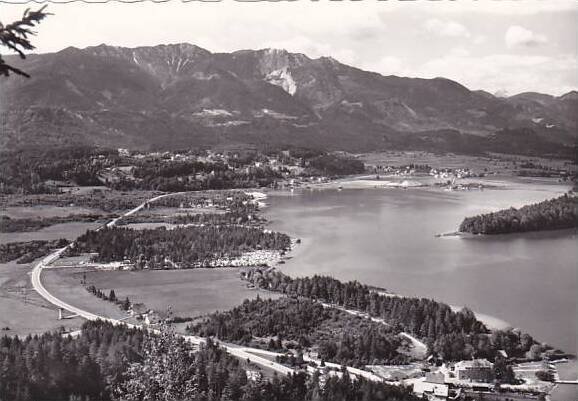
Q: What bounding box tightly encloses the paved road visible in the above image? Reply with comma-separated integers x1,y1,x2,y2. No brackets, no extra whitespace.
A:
30,192,295,376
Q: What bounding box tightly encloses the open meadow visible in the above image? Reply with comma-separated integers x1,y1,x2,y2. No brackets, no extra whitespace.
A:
0,222,101,245
0,260,81,336
43,267,283,325
0,205,107,334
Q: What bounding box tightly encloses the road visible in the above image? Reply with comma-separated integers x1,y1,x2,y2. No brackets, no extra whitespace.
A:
30,192,295,376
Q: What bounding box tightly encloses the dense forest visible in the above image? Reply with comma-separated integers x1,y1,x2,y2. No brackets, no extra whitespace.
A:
188,297,409,367
241,269,541,362
304,154,365,176
0,146,119,194
241,269,486,339
459,194,577,234
429,330,538,363
0,321,419,401
69,226,291,268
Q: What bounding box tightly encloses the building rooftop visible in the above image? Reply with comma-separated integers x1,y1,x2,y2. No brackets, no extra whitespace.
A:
455,359,494,369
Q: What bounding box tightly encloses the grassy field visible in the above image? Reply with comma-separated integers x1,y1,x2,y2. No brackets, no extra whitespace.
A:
81,268,282,318
0,190,268,337
0,204,106,335
359,151,576,175
0,260,81,336
42,267,134,322
42,267,282,331
1,205,99,219
0,222,101,245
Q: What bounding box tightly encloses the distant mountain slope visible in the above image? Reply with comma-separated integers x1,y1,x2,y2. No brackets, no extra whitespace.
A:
0,43,575,155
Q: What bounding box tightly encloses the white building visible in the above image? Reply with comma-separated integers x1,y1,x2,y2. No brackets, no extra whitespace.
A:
454,359,494,382
413,380,449,400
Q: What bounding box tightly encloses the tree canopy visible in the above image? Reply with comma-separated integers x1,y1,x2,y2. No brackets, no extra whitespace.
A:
459,194,577,235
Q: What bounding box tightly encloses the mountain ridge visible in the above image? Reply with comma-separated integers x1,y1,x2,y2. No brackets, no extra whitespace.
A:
1,43,576,156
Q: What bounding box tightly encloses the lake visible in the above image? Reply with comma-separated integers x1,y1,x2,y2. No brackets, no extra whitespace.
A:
264,179,577,356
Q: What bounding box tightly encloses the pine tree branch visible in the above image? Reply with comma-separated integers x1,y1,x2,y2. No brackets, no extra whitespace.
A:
0,6,51,78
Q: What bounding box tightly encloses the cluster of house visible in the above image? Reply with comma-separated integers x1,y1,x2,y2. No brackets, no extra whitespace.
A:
96,148,326,186
413,359,496,401
429,168,475,180
370,164,478,181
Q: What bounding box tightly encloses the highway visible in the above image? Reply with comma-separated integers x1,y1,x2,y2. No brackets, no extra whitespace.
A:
30,192,296,376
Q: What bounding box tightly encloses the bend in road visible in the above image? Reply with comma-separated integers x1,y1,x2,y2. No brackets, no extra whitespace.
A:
30,192,295,376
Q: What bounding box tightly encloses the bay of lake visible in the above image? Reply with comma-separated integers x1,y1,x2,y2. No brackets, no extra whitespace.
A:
264,180,577,355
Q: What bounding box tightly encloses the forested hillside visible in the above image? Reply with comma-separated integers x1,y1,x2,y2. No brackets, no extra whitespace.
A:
189,297,409,367
0,321,419,401
2,44,576,156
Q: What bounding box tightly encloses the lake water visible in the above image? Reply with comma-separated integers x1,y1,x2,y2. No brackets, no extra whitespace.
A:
264,180,577,356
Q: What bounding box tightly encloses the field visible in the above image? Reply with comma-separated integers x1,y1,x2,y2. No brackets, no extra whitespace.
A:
43,267,133,321
1,205,99,219
43,267,283,331
0,222,101,245
359,151,576,174
0,189,271,337
0,260,81,336
0,205,104,335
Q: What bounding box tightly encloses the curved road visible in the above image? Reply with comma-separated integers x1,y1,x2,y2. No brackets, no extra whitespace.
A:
30,192,296,376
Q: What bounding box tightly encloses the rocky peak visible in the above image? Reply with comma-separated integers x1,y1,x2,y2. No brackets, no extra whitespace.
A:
559,90,578,101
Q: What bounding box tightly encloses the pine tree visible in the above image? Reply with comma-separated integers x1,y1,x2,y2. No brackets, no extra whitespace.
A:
0,6,50,77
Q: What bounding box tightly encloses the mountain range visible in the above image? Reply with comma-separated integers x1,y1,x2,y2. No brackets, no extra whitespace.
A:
1,43,576,156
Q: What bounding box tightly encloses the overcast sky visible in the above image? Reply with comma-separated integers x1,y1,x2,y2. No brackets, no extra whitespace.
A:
2,0,576,96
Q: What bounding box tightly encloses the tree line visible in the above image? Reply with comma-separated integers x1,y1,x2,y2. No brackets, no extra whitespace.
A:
459,194,577,234
241,269,486,339
86,285,131,311
0,320,419,401
69,226,291,268
304,154,365,177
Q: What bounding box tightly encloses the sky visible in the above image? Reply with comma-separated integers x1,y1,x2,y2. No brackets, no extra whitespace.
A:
1,0,577,96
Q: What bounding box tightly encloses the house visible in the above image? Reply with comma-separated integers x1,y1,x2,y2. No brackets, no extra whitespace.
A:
130,303,149,317
245,370,263,382
454,359,494,383
413,379,449,400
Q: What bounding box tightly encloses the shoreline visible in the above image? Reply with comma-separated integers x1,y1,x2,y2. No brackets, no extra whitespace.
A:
373,290,512,332
265,184,515,334
264,178,573,341
284,172,571,195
